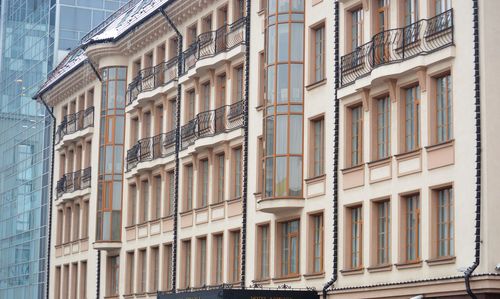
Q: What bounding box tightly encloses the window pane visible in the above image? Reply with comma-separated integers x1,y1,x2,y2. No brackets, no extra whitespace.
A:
277,64,288,103
291,23,303,61
275,157,287,196
277,24,289,62
288,156,302,196
290,64,303,102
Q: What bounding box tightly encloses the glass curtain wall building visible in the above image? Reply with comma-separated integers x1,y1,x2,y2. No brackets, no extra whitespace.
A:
0,1,127,298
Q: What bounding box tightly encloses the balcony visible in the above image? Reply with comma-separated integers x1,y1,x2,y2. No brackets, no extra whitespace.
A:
341,9,453,86
180,100,244,149
127,57,178,106
55,107,94,145
56,167,91,199
126,130,176,172
182,16,247,73
125,100,244,172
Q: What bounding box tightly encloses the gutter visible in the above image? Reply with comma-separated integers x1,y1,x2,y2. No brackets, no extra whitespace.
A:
240,0,251,288
38,96,55,299
323,0,340,298
160,9,182,293
464,0,482,298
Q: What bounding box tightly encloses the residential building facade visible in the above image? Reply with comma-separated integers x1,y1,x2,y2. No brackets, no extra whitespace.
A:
35,0,500,298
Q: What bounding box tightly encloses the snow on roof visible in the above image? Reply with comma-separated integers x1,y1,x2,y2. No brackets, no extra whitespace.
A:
33,47,87,99
83,0,174,45
35,0,176,99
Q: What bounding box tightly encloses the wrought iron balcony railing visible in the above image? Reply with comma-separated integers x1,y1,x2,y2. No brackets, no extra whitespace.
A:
126,130,176,171
55,106,94,144
181,100,244,149
126,17,247,107
183,16,247,72
126,100,244,171
341,9,453,86
56,167,91,198
127,57,178,105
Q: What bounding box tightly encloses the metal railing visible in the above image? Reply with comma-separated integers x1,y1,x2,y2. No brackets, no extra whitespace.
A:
181,100,244,149
126,130,176,171
341,9,453,86
126,100,244,171
126,17,247,106
55,106,94,144
56,167,91,198
183,16,247,72
127,57,178,105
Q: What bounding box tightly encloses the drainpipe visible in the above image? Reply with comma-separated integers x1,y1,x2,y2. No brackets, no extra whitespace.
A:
96,250,101,299
160,9,183,293
464,0,481,298
240,0,251,289
323,1,340,298
38,96,56,299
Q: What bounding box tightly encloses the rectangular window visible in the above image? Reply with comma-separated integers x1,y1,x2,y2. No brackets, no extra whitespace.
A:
186,90,195,121
403,85,420,152
166,171,174,216
350,8,363,50
185,164,193,211
151,247,159,291
140,180,149,223
434,0,451,15
235,66,244,102
435,74,453,143
313,25,325,83
280,219,300,277
73,204,80,241
65,207,72,243
376,200,391,265
202,82,211,112
403,194,420,262
182,240,191,289
82,201,89,238
143,111,151,138
349,105,363,166
55,266,61,299
163,244,173,291
138,249,147,293
153,176,162,220
230,230,241,282
126,252,134,294
169,100,176,131
57,209,63,245
128,185,136,225
233,147,242,198
80,261,87,299
199,159,209,208
403,0,419,25
311,117,324,177
213,234,224,284
257,224,270,279
217,74,227,107
375,96,391,159
216,154,225,203
310,213,324,273
437,187,454,257
198,238,207,286
108,256,119,296
349,206,363,269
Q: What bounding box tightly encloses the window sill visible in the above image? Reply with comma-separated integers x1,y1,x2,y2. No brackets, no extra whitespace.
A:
209,201,225,208
425,139,454,151
179,209,193,216
272,275,302,283
367,264,393,273
367,156,392,167
426,256,456,266
252,278,271,285
228,196,242,203
395,148,422,159
305,173,326,183
395,261,422,270
123,294,134,299
194,206,209,212
257,9,266,16
303,272,325,280
305,78,327,91
104,295,119,299
255,104,264,111
341,163,364,173
340,267,365,276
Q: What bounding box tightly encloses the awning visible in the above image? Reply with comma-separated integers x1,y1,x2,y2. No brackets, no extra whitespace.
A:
158,288,319,299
